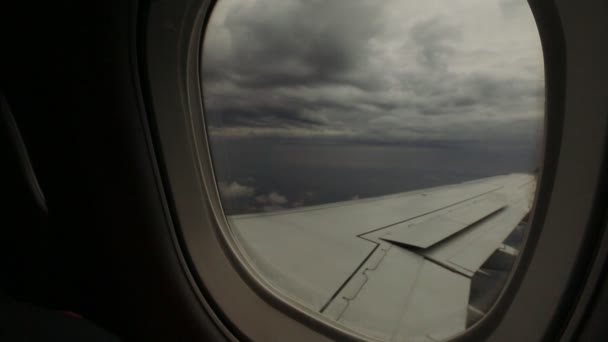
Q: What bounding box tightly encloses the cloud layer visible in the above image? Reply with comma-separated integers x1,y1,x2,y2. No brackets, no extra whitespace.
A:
202,0,544,144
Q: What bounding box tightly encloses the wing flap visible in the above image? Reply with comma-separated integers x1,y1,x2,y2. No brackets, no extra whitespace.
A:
421,200,530,275
329,245,425,341
444,203,528,272
379,198,505,248
326,243,470,342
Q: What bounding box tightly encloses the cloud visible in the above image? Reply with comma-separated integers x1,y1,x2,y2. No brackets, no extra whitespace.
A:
254,192,290,212
206,102,328,129
256,192,288,206
500,0,529,19
218,181,255,199
203,0,386,87
410,16,461,71
202,0,544,148
215,178,294,214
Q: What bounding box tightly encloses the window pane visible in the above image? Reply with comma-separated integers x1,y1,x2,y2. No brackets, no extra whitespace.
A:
202,0,544,340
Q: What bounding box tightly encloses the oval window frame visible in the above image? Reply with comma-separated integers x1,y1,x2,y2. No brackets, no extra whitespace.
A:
140,0,608,340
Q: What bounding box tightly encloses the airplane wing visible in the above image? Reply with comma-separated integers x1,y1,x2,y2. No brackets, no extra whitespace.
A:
227,173,536,341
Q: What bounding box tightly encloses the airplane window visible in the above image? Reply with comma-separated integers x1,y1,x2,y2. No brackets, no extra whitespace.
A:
201,0,544,340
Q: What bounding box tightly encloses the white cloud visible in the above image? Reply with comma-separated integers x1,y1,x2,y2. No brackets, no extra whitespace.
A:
218,181,255,199
256,192,288,206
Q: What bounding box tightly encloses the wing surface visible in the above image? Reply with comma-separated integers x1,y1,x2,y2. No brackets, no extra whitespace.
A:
228,173,536,341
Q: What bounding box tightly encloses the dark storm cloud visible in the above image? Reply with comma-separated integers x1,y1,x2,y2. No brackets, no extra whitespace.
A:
204,0,386,89
202,0,544,145
208,103,327,128
403,72,543,117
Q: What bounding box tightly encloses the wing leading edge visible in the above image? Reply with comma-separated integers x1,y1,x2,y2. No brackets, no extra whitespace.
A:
228,174,535,341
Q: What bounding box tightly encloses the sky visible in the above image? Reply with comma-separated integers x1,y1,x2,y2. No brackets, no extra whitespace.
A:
201,0,545,215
